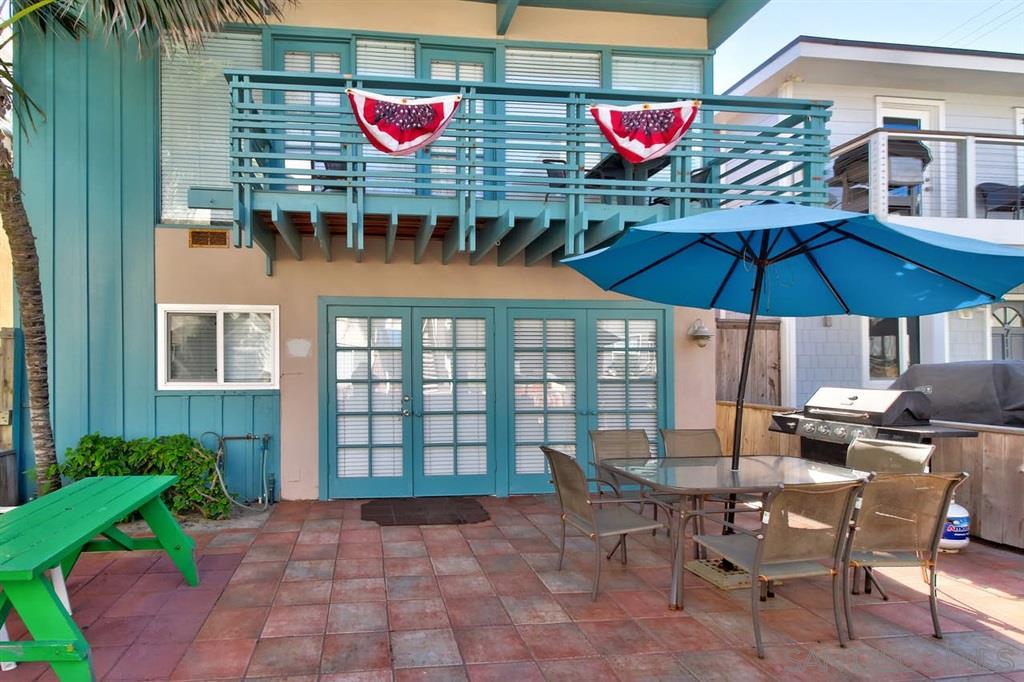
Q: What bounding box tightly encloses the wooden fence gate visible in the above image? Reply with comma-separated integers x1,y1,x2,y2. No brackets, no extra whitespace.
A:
716,318,781,406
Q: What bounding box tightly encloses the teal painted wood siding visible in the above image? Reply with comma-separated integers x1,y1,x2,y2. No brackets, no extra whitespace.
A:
13,32,280,501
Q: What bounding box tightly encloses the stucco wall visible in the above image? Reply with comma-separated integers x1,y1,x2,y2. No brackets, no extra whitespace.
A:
155,229,717,499
275,1,708,50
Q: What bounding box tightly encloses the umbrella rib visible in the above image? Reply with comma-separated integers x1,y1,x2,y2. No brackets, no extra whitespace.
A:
606,235,708,290
767,226,835,264
704,235,745,259
785,227,851,314
709,253,742,310
830,226,999,300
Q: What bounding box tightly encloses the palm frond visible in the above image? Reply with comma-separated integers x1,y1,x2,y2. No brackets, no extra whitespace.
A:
16,0,292,49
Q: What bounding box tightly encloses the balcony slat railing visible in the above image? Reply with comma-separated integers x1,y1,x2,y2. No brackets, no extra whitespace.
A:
223,70,832,262
829,128,1024,223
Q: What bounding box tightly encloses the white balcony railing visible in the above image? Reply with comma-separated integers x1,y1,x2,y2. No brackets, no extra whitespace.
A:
829,129,1024,220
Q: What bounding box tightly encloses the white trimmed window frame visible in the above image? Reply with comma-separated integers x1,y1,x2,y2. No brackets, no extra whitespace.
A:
157,303,280,391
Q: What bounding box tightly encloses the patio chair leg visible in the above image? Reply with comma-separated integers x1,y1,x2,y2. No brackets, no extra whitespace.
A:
766,580,775,599
865,568,889,601
557,520,567,571
751,579,765,658
928,567,943,639
832,570,848,648
606,537,623,561
652,504,658,536
759,580,768,602
851,566,861,595
620,534,628,565
591,540,603,601
843,565,855,640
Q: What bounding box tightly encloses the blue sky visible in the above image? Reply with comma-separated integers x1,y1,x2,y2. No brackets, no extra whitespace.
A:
715,0,1024,92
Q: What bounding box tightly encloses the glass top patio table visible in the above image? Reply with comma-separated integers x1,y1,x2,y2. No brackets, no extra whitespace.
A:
601,455,866,610
601,455,864,496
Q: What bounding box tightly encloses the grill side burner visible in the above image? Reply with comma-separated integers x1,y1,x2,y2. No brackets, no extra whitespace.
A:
770,387,975,466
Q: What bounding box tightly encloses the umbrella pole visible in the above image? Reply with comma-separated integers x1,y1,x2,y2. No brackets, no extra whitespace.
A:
731,260,767,471
720,257,766,557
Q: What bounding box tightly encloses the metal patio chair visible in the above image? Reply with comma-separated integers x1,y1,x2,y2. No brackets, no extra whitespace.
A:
843,471,967,640
846,437,934,474
541,446,667,600
694,479,866,658
589,429,675,534
845,438,935,597
660,428,722,457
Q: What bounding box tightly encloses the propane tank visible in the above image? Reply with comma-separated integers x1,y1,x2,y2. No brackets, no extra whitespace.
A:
939,500,970,552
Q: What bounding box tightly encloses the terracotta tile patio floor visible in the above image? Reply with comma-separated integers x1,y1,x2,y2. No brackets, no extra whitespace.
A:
5,496,1024,681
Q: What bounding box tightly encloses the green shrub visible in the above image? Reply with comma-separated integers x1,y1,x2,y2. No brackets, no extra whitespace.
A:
57,433,232,519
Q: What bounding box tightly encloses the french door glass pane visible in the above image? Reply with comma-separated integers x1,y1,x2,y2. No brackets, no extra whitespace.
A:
512,318,577,475
421,317,488,477
595,318,659,453
335,316,405,479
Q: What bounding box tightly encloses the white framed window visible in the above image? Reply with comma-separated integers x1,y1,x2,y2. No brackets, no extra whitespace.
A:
158,304,279,390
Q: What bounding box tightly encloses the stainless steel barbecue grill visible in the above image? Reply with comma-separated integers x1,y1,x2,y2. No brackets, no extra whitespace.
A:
770,387,975,465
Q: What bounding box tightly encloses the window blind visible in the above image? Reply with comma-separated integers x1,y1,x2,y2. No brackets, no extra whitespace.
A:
356,38,415,77
167,313,217,382
595,318,659,453
611,54,703,94
513,318,577,475
160,32,262,224
224,312,273,383
504,49,601,199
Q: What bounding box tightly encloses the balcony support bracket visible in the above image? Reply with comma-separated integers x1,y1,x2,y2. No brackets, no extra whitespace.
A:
311,204,332,262
271,203,302,261
471,209,515,265
415,209,438,264
385,208,399,264
498,208,549,266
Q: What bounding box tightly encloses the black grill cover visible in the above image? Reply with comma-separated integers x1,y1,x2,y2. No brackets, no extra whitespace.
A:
890,361,1024,426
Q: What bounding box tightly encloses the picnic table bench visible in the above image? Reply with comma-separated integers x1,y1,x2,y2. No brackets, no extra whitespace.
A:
0,476,198,681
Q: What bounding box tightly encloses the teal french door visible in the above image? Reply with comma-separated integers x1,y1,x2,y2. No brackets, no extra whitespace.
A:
413,308,496,496
329,306,413,498
508,308,667,493
327,305,495,498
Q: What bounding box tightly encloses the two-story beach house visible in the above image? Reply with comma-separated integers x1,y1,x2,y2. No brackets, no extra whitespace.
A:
722,36,1024,407
13,1,833,501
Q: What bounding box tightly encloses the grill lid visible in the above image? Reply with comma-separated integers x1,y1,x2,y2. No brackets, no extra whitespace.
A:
803,387,931,426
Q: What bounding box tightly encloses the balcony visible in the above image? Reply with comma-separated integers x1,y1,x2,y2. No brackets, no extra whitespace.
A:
204,70,831,268
828,128,1024,243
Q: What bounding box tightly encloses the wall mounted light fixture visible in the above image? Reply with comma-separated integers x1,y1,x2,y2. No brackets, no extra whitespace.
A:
687,319,714,348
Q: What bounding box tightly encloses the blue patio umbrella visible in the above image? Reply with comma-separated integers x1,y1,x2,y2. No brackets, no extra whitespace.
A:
564,203,1024,470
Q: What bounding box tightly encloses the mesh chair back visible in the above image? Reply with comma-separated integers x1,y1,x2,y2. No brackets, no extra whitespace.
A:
589,429,652,466
542,447,595,528
661,428,722,457
852,473,966,555
847,438,934,473
761,481,864,564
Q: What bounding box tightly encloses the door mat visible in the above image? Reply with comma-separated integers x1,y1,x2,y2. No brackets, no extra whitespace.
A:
360,497,491,526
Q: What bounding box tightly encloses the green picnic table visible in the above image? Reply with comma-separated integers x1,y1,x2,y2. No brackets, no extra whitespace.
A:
0,475,199,681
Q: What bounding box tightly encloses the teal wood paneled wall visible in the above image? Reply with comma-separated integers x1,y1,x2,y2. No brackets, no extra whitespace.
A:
14,32,279,501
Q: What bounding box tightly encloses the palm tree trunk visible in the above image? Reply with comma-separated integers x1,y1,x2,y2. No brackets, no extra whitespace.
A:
0,143,59,494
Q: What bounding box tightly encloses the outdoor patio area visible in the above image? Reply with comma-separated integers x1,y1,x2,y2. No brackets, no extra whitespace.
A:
4,495,1023,681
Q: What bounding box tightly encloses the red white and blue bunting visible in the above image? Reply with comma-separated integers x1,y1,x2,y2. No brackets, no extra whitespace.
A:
590,100,701,164
347,88,462,156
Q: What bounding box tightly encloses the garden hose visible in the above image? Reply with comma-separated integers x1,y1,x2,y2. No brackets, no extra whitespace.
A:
199,431,272,512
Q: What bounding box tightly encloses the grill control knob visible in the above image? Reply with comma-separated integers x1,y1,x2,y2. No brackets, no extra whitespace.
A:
802,422,816,433
817,423,831,435
833,425,848,439
849,428,864,441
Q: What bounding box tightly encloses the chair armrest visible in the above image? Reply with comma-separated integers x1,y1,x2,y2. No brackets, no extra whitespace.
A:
691,511,764,538
587,477,621,497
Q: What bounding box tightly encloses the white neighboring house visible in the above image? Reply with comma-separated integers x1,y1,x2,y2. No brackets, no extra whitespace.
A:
723,36,1024,407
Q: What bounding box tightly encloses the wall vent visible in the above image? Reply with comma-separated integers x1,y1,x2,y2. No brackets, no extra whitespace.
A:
188,229,229,248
